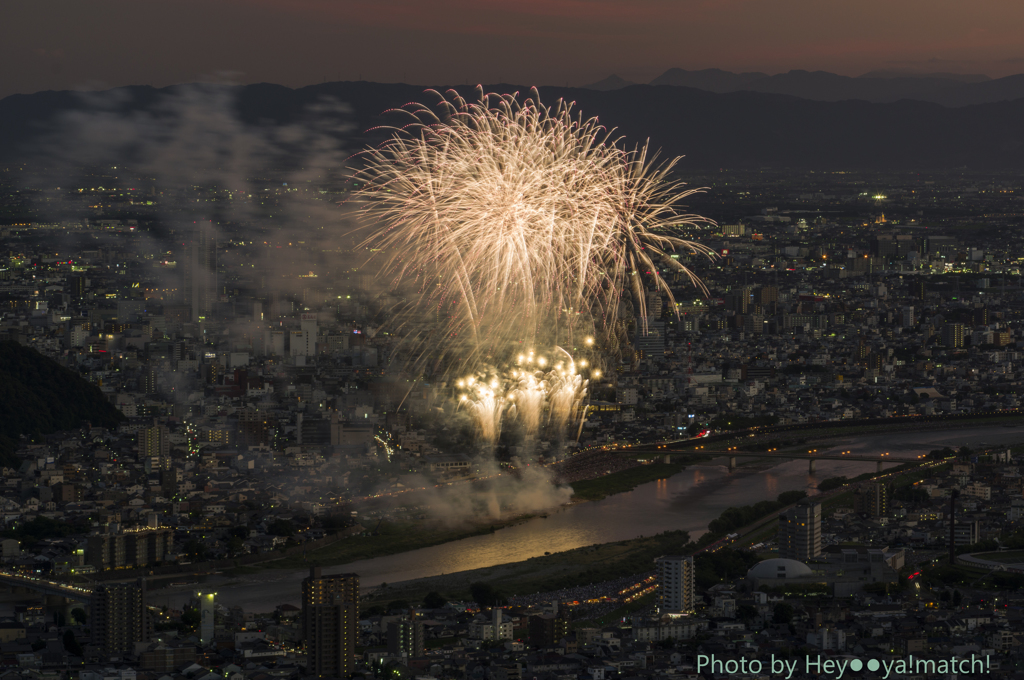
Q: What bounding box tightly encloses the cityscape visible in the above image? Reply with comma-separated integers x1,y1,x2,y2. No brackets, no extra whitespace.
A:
4,3,1024,680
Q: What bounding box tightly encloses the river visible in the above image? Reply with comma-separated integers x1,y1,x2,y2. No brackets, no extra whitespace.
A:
148,424,1023,612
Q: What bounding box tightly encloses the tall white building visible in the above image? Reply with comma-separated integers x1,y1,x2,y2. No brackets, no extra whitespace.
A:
195,591,215,645
655,555,695,613
301,312,318,338
290,330,307,358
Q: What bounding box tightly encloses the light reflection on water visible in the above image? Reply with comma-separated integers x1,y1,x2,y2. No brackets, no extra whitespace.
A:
154,426,1024,611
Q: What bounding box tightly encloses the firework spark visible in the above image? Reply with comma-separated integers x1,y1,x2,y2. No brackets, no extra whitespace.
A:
353,86,715,373
458,348,589,452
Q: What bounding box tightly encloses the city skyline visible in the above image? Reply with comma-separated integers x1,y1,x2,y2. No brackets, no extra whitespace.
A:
4,0,1024,100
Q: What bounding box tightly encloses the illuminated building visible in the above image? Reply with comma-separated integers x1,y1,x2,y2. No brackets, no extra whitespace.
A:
941,323,965,348
528,612,569,647
778,498,822,561
196,591,215,644
302,567,358,678
91,580,150,657
854,483,889,518
387,615,424,657
655,555,694,613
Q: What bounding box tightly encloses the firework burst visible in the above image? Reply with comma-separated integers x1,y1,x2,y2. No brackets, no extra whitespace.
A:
457,348,590,453
353,86,715,374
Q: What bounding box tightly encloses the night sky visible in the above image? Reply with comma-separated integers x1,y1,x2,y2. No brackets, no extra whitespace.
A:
3,0,1024,99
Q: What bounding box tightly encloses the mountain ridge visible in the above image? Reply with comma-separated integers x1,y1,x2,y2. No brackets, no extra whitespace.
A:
584,67,1024,107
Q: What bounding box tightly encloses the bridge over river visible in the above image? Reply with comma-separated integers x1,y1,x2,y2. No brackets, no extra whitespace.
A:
631,440,921,473
0,569,93,603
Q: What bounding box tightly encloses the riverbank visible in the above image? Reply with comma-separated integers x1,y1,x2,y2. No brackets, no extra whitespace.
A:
715,414,1024,452
145,425,1024,613
230,430,954,575
229,514,534,574
360,458,945,608
228,459,697,574
568,461,688,501
358,529,691,609
243,419,1024,575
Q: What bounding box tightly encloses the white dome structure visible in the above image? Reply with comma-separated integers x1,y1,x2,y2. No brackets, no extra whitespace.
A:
746,558,813,580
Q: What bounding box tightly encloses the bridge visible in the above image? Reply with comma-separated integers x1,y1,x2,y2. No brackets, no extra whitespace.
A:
631,440,917,473
0,569,93,603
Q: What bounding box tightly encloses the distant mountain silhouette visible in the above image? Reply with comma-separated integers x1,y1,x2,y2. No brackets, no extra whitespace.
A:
3,81,1024,170
858,70,989,83
648,68,771,92
642,68,1024,106
931,74,1024,106
580,74,635,91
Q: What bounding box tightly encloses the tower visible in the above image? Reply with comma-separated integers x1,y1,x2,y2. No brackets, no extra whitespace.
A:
778,498,822,561
655,555,695,613
182,222,218,322
195,591,216,645
302,567,359,678
90,580,150,658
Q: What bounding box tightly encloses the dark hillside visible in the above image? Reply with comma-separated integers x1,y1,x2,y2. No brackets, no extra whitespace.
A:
0,341,124,466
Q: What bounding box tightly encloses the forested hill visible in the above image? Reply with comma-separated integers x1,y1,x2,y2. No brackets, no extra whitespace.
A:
0,341,124,466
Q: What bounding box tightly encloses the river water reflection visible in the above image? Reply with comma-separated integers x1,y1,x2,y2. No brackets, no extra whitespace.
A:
151,425,1024,611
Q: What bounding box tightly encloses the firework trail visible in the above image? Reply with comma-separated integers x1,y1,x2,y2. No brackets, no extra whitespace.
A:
457,373,506,450
353,86,716,375
456,347,590,455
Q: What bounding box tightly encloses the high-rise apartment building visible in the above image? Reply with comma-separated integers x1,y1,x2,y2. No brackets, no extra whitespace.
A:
953,520,981,546
635,318,665,360
913,279,926,300
302,567,359,678
387,616,424,658
300,313,319,354
141,425,170,470
67,275,86,299
91,580,150,658
644,291,664,319
655,555,695,613
724,287,751,314
142,367,158,395
941,323,965,348
854,482,889,518
290,328,316,358
87,528,173,571
900,306,915,328
528,612,569,648
182,222,218,321
755,286,779,314
778,498,822,561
